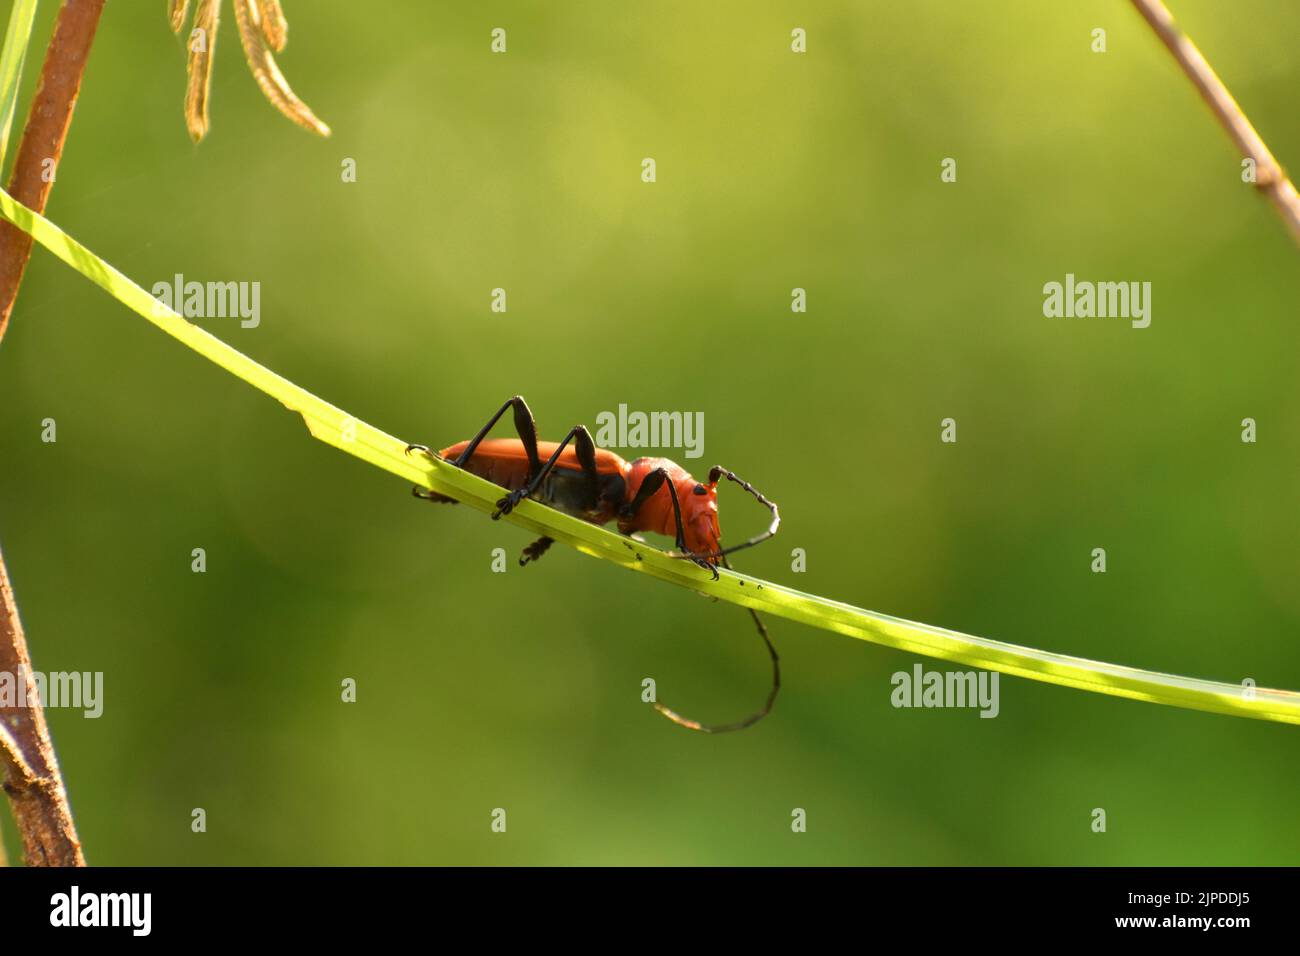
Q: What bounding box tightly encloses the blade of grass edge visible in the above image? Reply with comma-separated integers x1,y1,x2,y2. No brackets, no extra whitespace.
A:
0,184,1297,727
0,0,38,171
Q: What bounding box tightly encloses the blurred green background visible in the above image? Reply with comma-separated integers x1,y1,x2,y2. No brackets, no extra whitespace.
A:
1,0,1298,865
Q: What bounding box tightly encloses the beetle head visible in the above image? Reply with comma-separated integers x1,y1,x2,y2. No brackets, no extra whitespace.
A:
680,475,722,561
621,459,778,566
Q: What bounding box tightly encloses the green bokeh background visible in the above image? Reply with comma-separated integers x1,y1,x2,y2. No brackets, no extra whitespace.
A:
1,0,1298,865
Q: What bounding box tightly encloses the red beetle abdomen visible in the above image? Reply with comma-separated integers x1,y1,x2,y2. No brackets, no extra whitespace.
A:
439,438,631,524
439,439,534,491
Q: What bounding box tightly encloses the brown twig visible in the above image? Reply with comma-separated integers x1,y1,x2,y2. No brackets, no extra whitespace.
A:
0,0,106,867
0,0,105,341
1130,0,1300,246
0,551,84,866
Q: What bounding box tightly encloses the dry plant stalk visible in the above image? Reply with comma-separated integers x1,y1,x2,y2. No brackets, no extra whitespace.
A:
0,0,106,866
0,0,105,340
1131,0,1300,246
0,551,84,866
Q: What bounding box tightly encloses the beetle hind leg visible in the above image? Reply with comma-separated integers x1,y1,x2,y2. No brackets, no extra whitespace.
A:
405,444,457,503
412,487,457,503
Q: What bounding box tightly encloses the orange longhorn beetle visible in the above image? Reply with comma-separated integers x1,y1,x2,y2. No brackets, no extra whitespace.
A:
406,395,782,733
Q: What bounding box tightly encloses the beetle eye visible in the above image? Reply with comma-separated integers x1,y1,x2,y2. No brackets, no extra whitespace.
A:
693,484,707,495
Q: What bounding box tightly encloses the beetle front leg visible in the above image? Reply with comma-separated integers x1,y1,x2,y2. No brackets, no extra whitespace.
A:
621,468,718,580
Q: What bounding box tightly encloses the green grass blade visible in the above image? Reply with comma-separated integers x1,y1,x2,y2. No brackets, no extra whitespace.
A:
1,184,1297,727
0,0,38,171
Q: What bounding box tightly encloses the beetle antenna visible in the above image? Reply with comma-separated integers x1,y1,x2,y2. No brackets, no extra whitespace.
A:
653,557,780,734
666,465,780,563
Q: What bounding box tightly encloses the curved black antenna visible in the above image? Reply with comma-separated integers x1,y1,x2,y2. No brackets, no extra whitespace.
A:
665,465,781,563
652,556,781,734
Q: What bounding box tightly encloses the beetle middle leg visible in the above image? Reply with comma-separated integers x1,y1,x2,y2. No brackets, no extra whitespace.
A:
493,424,600,520
504,425,596,564
520,536,554,565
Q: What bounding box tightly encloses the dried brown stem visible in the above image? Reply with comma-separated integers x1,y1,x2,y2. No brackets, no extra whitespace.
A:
0,0,105,867
0,0,106,341
0,551,84,866
1130,0,1300,246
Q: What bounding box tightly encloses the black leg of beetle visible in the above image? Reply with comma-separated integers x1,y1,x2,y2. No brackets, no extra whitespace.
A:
403,444,458,502
454,395,543,479
407,397,547,504
621,469,717,579
493,424,599,519
622,469,674,538
520,536,554,566
411,486,457,503
653,557,780,734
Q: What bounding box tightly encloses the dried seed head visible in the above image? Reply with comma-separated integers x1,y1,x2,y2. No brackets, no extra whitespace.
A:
183,0,221,142
255,0,288,52
233,0,330,137
168,0,191,34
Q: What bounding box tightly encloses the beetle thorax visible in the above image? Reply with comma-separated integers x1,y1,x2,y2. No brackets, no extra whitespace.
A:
621,457,721,558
